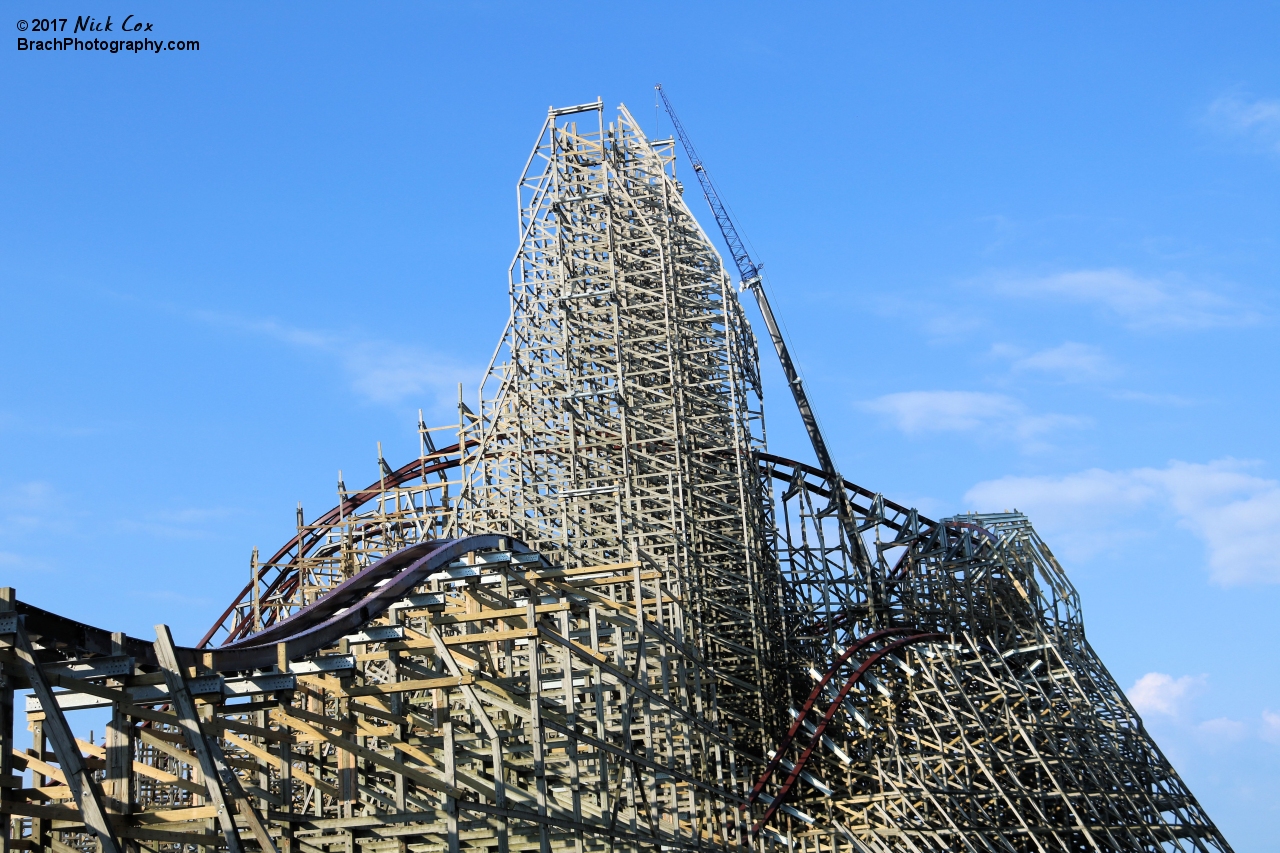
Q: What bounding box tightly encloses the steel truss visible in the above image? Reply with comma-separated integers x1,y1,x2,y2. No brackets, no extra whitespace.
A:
0,100,1232,853
760,465,1230,852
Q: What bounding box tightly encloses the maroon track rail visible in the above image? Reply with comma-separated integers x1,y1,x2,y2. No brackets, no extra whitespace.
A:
198,443,471,648
751,631,949,835
747,627,925,803
205,449,935,649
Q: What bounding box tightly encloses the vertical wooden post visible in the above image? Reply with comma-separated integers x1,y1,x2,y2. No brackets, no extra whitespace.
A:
489,738,509,853
336,641,355,822
27,716,49,852
387,611,407,813
528,600,549,853
337,727,355,819
559,607,581,853
277,734,294,853
254,708,270,813
0,664,10,853
106,632,136,853
442,721,458,853
307,688,324,818
104,634,134,812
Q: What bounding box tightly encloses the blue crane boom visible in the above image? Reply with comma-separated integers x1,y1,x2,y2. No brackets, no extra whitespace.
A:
654,86,760,285
654,85,854,531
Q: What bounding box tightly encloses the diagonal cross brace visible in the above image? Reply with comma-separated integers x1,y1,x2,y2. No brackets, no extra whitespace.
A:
154,624,279,853
11,619,123,853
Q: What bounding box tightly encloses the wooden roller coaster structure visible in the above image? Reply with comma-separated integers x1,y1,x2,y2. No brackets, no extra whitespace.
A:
0,100,1232,853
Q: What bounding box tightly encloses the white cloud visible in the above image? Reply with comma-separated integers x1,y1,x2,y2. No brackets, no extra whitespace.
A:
192,311,475,409
1261,710,1280,744
0,550,51,571
1109,390,1196,406
1146,461,1280,584
143,589,215,607
341,341,471,406
1128,672,1202,717
117,507,237,540
1205,92,1280,154
0,480,55,510
994,342,1116,381
0,480,57,534
1197,717,1247,743
965,459,1280,584
862,391,1087,451
991,268,1257,330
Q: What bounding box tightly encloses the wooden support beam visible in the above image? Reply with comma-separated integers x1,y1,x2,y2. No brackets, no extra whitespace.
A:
105,631,135,827
442,722,458,853
154,624,279,853
10,619,122,853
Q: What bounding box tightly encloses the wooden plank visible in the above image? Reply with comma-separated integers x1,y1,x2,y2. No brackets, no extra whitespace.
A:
74,739,207,797
343,675,470,698
12,621,122,853
516,562,640,581
269,709,461,799
441,628,537,646
431,602,570,625
153,624,260,853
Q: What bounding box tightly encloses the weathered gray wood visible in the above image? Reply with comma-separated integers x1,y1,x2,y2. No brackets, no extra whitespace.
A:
155,624,280,853
12,620,122,853
105,632,135,822
442,721,458,853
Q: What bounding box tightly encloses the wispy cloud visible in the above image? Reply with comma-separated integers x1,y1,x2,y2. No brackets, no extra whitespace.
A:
965,459,1280,584
1205,91,1280,155
1109,390,1197,407
117,507,237,540
1261,710,1280,744
1197,717,1248,744
0,551,48,572
1128,676,1279,753
862,390,1087,452
142,589,215,607
990,268,1259,330
1128,672,1203,717
992,342,1117,382
191,310,476,409
0,480,57,533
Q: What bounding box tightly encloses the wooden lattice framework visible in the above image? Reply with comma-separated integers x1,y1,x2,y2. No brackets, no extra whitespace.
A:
0,100,1233,853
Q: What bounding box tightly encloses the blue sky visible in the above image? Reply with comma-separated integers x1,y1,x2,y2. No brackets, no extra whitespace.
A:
4,2,1279,847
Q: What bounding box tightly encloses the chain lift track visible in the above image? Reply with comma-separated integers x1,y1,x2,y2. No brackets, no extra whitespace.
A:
0,100,1232,853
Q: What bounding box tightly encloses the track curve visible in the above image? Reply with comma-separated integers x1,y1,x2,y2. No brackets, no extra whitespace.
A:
200,443,472,648
17,534,524,675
